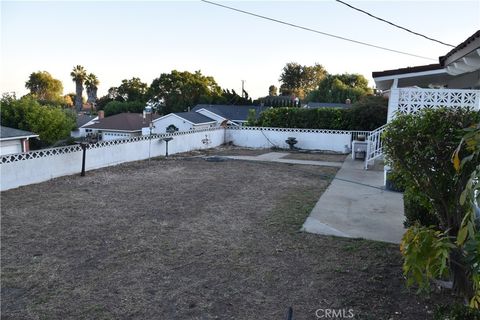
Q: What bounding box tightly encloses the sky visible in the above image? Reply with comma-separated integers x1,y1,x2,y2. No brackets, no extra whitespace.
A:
1,0,479,100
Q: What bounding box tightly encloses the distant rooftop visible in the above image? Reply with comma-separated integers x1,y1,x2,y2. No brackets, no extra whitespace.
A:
84,113,161,132
191,104,269,121
172,112,217,124
76,114,97,128
0,126,38,140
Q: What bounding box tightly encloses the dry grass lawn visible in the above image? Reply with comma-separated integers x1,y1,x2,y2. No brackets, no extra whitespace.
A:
1,151,451,319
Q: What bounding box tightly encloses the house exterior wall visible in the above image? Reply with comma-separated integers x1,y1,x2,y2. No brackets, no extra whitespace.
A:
446,70,480,89
101,131,139,141
194,123,216,131
70,118,99,138
151,115,196,134
0,139,23,156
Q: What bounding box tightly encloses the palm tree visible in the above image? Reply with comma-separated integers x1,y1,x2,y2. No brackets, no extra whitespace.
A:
85,73,100,111
70,65,87,112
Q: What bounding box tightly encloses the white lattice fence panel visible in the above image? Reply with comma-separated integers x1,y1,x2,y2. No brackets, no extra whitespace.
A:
393,88,480,117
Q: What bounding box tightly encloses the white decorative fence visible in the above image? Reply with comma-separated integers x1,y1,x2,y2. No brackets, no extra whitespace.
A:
1,126,368,191
0,128,226,191
388,88,480,121
227,127,352,152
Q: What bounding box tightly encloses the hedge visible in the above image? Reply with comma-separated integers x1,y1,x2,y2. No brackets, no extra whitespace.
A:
253,96,388,130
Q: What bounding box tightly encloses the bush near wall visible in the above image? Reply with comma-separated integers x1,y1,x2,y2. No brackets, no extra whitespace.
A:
255,107,347,129
0,95,76,148
253,95,387,130
383,107,480,308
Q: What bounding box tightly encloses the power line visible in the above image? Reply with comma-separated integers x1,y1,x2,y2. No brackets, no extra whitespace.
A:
200,0,437,61
335,0,455,47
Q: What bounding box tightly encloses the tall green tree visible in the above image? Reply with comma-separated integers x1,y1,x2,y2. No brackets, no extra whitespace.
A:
213,89,253,105
25,71,64,105
117,77,148,102
0,95,76,147
85,73,100,108
70,65,87,111
279,62,327,99
148,70,222,114
307,73,372,104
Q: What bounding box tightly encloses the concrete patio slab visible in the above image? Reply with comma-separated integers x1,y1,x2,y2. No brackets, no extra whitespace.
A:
302,157,405,244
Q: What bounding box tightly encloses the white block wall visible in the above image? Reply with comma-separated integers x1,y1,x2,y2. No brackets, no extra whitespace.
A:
0,128,226,191
1,126,355,191
226,127,351,153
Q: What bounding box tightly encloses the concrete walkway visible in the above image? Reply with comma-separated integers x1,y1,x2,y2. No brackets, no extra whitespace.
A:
302,157,405,244
219,151,405,243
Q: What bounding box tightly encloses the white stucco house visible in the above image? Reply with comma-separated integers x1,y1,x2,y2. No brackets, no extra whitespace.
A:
70,114,99,138
367,30,480,169
140,105,270,136
143,112,217,135
0,126,39,156
191,104,270,126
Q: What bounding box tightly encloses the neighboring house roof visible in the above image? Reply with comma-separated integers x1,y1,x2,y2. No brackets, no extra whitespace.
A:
76,115,98,128
172,112,217,124
191,104,269,121
84,113,161,132
440,30,480,66
0,126,38,141
305,102,351,109
372,64,444,78
372,31,480,87
371,64,451,90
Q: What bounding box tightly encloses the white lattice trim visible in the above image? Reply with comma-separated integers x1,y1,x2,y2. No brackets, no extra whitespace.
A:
229,126,352,135
394,88,480,117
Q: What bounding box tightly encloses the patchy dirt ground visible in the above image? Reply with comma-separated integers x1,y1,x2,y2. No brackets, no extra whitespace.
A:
1,155,452,319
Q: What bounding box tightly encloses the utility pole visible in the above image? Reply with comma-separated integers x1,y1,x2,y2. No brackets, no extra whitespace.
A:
241,80,246,98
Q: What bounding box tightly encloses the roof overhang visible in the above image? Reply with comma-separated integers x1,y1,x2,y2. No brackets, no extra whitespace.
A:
440,30,480,75
152,113,216,126
372,67,451,90
195,108,232,122
0,134,39,142
443,49,480,76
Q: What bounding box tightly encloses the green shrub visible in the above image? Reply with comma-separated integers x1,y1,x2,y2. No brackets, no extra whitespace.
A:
384,107,480,306
255,107,345,129
403,186,439,228
434,304,480,320
385,170,406,192
383,107,479,230
0,95,76,147
254,96,387,130
344,96,388,130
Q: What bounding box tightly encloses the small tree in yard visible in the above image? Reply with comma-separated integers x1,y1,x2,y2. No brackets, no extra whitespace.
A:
383,107,480,308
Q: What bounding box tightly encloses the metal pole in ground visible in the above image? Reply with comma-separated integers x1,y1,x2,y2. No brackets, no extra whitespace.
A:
80,142,87,176
162,137,173,157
